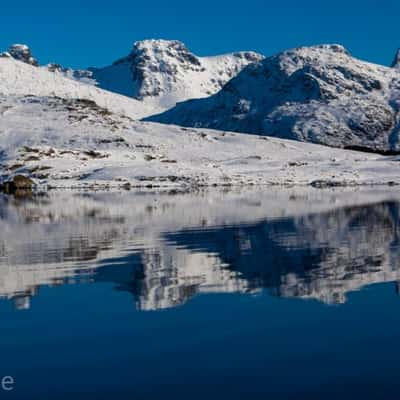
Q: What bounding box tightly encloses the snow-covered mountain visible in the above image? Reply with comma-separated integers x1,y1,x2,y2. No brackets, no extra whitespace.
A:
1,40,263,116
148,44,400,153
88,39,264,110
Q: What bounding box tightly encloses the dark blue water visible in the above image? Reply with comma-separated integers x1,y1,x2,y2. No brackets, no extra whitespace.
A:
1,190,400,399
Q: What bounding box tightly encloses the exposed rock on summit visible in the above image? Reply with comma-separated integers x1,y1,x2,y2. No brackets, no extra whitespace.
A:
0,44,38,66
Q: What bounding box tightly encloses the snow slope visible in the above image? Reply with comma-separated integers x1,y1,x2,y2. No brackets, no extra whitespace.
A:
1,94,400,189
0,56,157,119
148,44,400,153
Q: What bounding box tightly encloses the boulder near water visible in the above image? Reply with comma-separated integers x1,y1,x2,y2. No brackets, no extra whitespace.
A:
0,175,35,195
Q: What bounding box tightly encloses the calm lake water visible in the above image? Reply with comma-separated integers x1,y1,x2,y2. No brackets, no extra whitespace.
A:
2,187,400,399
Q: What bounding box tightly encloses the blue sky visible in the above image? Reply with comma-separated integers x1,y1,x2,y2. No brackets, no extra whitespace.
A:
1,0,398,68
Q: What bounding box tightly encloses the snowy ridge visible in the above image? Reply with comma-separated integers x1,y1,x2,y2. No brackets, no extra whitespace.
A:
1,44,98,85
148,44,400,153
46,63,97,85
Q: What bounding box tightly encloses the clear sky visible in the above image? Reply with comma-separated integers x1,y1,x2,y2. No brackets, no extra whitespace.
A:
0,0,398,69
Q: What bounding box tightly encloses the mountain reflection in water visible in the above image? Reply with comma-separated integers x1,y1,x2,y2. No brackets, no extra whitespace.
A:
1,187,400,311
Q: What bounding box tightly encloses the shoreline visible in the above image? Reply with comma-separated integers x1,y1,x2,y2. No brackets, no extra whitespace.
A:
2,179,400,196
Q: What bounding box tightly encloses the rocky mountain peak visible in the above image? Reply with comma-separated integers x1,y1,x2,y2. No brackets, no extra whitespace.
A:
113,39,205,99
0,44,38,66
89,38,264,107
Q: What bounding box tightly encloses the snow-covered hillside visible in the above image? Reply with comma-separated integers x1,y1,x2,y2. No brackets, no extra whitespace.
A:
1,94,400,189
0,56,158,119
148,44,400,153
88,39,264,110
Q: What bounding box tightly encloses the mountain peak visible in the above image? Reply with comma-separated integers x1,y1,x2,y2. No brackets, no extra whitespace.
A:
114,39,204,99
0,44,38,66
391,48,400,69
114,38,201,68
133,39,193,54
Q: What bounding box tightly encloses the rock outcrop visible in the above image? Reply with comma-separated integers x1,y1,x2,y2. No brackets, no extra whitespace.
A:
0,175,34,195
0,44,38,66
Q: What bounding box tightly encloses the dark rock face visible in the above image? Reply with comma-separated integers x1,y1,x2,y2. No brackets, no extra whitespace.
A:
0,175,34,195
147,44,400,153
1,44,38,66
391,49,400,69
